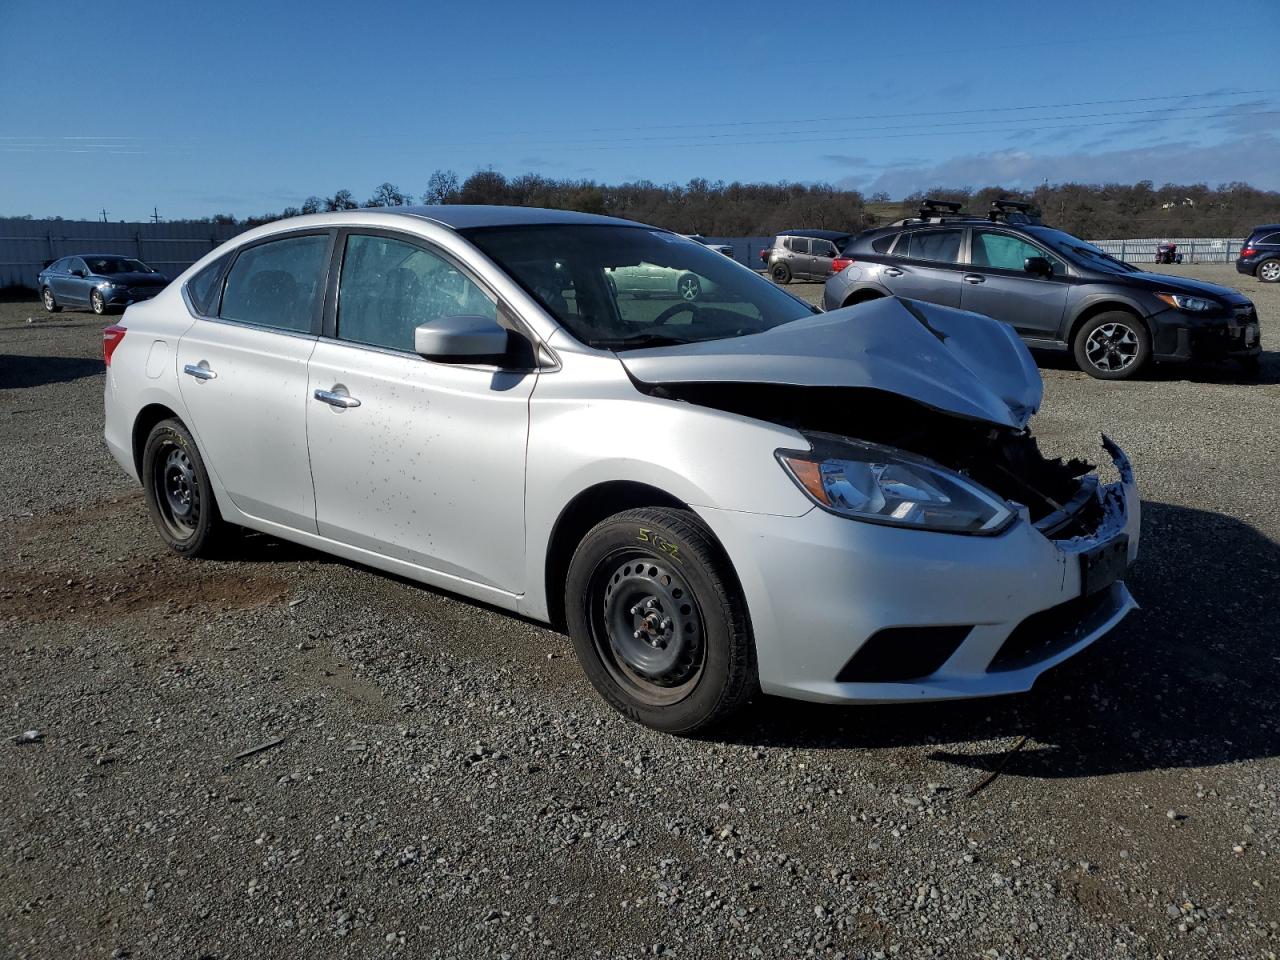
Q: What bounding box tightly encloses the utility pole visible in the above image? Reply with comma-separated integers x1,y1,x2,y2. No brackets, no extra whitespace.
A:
100,208,108,223
151,207,161,224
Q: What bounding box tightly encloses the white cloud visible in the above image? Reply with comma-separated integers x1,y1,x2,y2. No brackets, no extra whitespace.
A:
851,134,1280,195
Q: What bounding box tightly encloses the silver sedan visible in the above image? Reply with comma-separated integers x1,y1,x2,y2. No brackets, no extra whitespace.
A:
103,206,1140,733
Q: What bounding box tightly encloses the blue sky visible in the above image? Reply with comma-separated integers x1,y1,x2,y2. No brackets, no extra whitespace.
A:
0,0,1276,219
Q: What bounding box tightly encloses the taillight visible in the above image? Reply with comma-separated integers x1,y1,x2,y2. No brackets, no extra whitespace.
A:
1240,247,1257,258
102,325,127,366
831,257,854,273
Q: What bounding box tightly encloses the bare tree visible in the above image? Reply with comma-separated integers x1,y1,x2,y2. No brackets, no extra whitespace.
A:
325,189,357,212
422,169,460,205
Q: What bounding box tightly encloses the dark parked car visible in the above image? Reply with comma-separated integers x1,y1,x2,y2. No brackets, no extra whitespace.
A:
762,229,853,283
38,255,168,315
824,200,1261,379
1236,225,1280,283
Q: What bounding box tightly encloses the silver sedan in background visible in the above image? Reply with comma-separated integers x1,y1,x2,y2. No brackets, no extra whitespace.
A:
103,206,1140,733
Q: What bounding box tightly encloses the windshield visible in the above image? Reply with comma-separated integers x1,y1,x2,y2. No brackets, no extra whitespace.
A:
85,257,156,275
1031,228,1139,274
461,224,817,349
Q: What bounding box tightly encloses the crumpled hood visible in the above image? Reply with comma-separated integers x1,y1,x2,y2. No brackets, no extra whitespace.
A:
619,297,1043,429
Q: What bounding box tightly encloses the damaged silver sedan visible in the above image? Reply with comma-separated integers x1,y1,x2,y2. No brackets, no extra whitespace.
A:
103,206,1139,734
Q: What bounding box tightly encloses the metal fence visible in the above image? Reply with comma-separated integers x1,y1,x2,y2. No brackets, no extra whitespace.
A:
1084,237,1244,264
0,218,248,289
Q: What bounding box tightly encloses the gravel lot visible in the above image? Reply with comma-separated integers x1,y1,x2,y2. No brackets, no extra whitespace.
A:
2,264,1278,959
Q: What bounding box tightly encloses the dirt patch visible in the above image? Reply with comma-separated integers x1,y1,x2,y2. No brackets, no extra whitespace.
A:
0,562,289,626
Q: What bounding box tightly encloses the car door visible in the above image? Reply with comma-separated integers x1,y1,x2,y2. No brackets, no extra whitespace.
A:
61,257,91,304
875,228,965,307
961,229,1070,338
784,236,809,277
810,238,838,279
305,230,535,594
175,230,333,532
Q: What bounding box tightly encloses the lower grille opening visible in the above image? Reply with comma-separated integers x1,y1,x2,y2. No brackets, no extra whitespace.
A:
988,587,1119,673
836,626,972,683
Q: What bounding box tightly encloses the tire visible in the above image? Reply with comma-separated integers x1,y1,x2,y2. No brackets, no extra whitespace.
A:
141,419,228,558
771,262,791,284
1238,355,1261,378
564,507,757,733
1072,311,1151,380
676,273,701,302
90,289,107,315
41,287,61,313
1258,259,1280,283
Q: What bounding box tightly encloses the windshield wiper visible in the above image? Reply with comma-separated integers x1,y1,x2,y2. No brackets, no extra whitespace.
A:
588,333,695,349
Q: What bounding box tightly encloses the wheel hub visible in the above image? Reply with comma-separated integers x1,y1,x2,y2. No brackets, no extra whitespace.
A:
601,558,701,687
161,447,198,526
1086,322,1138,371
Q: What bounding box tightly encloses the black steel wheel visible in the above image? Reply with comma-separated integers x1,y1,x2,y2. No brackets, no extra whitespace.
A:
565,507,757,733
90,289,107,315
771,262,791,284
41,287,61,313
141,418,228,557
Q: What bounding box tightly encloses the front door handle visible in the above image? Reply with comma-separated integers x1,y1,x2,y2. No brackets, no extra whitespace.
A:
882,267,903,277
962,274,986,284
183,363,217,381
313,388,361,409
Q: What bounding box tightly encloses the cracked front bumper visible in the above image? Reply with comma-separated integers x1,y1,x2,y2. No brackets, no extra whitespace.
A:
699,439,1141,705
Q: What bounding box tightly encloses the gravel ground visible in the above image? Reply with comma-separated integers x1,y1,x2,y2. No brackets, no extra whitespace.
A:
1,264,1278,960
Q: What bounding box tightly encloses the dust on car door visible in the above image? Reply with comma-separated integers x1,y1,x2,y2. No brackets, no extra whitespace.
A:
305,230,535,595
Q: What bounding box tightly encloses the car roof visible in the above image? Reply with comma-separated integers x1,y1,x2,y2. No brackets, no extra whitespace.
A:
372,204,646,230
1248,223,1280,233
776,229,851,240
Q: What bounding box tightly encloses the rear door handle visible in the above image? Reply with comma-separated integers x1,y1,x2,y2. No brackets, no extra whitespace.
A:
183,363,217,380
313,388,361,409
963,274,986,284
882,267,903,277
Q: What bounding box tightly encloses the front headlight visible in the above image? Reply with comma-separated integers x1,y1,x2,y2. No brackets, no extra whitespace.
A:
1156,292,1216,313
778,438,1014,535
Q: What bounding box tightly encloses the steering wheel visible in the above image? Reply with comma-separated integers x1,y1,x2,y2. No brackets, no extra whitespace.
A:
652,301,698,326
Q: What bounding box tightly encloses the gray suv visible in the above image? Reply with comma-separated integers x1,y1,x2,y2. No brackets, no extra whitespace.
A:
824,200,1261,379
763,229,852,283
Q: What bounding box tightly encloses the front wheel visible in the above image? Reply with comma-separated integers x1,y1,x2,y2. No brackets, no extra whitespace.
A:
564,507,757,733
90,289,107,315
1073,312,1151,380
1258,259,1280,283
676,273,701,301
142,419,229,557
41,287,61,313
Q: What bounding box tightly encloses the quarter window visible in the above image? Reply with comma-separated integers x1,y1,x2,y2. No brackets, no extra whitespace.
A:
971,230,1065,273
187,254,229,316
219,234,329,333
1260,233,1280,246
900,229,962,263
336,234,495,353
872,234,896,254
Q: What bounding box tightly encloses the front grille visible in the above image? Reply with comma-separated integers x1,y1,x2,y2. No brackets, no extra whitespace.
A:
988,587,1118,673
836,625,972,683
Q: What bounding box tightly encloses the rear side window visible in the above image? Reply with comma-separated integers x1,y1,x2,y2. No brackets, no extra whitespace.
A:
1261,233,1280,246
336,233,495,352
872,234,896,254
219,234,329,333
900,229,962,263
186,254,229,315
786,237,810,253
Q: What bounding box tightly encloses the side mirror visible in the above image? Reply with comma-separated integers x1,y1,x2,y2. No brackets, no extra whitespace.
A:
1024,256,1053,278
70,268,86,277
414,314,510,361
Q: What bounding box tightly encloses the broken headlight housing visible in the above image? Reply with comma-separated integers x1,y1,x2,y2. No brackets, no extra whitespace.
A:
778,439,1014,535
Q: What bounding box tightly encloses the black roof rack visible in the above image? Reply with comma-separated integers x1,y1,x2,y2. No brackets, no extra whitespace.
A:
988,198,1041,224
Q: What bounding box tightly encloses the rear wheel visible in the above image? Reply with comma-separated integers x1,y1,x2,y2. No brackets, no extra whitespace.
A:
1258,259,1280,283
1239,355,1261,378
676,273,701,301
564,507,757,733
142,419,228,558
90,289,107,315
771,262,791,284
1073,311,1151,380
41,287,61,313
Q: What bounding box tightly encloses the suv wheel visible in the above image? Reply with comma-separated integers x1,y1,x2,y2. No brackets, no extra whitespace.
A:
1259,259,1280,283
564,507,757,733
771,262,791,284
1073,312,1151,380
